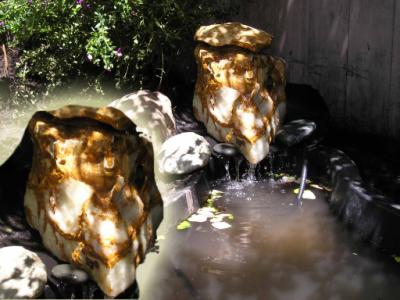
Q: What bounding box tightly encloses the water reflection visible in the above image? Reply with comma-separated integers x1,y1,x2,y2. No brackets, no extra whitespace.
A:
137,179,400,300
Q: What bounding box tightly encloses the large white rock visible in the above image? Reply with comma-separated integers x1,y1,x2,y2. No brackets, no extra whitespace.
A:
24,106,162,298
108,90,176,153
157,132,211,175
0,246,47,299
193,23,287,164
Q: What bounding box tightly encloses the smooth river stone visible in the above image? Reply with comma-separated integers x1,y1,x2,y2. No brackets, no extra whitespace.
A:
0,246,47,299
157,132,211,175
193,23,287,164
24,105,162,297
51,264,89,284
194,22,272,52
275,119,317,147
213,143,239,157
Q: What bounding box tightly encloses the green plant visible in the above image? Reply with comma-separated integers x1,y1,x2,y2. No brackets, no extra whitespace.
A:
0,0,234,99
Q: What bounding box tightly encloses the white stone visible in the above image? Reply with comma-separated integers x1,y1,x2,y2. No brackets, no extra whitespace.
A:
157,132,211,175
0,246,47,299
24,106,162,298
108,90,176,153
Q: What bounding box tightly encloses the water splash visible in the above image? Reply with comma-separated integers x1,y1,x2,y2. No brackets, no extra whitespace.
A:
246,163,258,182
224,160,231,180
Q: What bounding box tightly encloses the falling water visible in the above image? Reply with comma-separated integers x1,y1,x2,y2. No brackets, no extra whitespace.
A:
234,156,243,181
224,160,231,180
267,152,275,177
246,163,258,181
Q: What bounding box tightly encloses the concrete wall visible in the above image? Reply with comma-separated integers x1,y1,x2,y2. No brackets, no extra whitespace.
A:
234,0,400,139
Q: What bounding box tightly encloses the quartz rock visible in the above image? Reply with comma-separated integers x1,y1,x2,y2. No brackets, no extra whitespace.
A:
24,105,162,297
0,246,47,299
108,90,176,153
193,23,286,164
157,132,211,175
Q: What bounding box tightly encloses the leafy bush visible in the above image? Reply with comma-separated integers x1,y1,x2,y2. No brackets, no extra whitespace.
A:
0,0,232,97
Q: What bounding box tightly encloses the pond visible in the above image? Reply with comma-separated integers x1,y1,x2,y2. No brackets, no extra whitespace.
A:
137,178,400,300
1,91,399,299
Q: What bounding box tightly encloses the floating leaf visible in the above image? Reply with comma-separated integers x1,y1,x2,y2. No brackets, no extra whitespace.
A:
211,189,224,196
198,207,216,217
177,220,191,230
211,221,231,229
281,175,296,183
188,214,208,223
209,190,224,200
310,183,324,190
393,255,400,263
293,189,316,200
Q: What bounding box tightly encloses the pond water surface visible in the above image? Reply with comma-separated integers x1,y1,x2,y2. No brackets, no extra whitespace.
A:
137,179,400,300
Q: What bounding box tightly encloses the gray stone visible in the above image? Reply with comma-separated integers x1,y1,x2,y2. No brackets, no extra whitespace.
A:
0,246,47,299
51,264,89,284
158,132,211,175
275,119,316,147
213,143,239,157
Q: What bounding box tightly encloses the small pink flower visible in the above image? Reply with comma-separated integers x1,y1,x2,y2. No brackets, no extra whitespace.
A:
116,48,122,58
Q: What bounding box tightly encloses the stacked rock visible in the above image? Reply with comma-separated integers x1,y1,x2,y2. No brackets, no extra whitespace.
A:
193,22,286,164
24,105,162,297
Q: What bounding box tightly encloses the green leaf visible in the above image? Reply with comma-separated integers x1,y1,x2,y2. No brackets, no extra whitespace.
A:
393,255,400,263
177,220,191,230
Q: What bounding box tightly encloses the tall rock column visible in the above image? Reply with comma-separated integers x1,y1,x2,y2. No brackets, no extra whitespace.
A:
193,22,286,164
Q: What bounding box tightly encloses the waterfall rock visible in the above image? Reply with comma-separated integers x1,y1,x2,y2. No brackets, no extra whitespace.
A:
24,105,162,297
193,22,286,164
157,132,211,175
108,90,176,153
0,246,47,299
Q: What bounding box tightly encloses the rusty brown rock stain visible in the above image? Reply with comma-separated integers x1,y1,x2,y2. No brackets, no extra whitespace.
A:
193,23,287,163
24,105,161,297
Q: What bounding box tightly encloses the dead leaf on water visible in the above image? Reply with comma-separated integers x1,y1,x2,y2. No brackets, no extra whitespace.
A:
293,188,316,200
188,213,208,223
